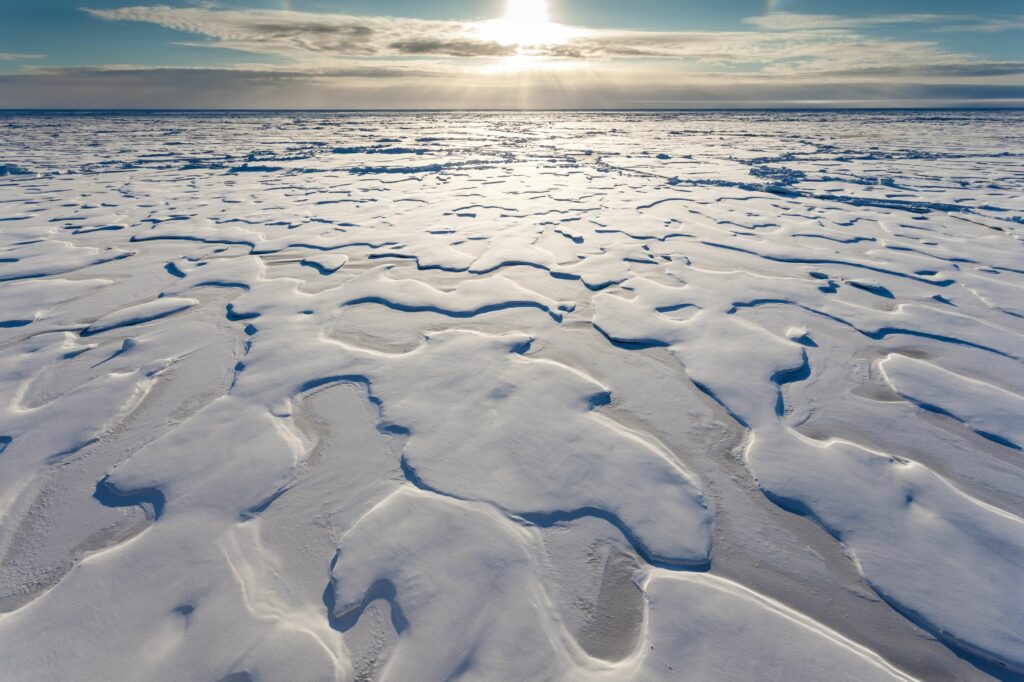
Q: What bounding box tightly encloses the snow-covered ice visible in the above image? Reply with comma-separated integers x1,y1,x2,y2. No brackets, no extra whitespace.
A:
0,110,1022,681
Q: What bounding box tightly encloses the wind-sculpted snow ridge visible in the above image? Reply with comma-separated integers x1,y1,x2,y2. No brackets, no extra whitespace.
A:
0,111,1022,681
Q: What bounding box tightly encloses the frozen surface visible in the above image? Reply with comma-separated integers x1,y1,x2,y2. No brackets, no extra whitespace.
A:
0,110,1022,681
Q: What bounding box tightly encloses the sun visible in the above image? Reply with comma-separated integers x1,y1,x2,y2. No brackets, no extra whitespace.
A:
473,0,579,74
503,0,550,32
478,0,567,47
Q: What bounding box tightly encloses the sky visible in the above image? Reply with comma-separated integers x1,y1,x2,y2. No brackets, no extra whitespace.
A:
1,0,1023,108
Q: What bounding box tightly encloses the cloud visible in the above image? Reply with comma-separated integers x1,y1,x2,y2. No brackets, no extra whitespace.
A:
744,12,960,31
82,5,1006,80
527,29,991,84
932,17,1024,33
84,6,505,60
19,63,437,79
3,64,1022,110
822,62,1024,79
0,52,44,61
11,5,1013,108
386,39,516,58
746,11,1024,34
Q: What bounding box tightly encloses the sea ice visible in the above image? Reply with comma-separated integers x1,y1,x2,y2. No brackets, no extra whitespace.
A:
0,110,1021,681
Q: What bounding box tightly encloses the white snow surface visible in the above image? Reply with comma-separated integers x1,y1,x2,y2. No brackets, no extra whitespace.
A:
0,111,1022,681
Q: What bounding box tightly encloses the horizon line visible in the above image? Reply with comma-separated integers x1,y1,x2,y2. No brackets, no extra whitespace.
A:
3,106,1024,113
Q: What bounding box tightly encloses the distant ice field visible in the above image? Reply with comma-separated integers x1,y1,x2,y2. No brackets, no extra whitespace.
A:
0,110,1022,681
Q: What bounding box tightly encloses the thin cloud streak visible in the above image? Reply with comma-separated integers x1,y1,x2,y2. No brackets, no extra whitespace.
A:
0,52,45,61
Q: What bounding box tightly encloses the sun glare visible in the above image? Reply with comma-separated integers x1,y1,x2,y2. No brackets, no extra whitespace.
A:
479,0,566,47
504,0,550,29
